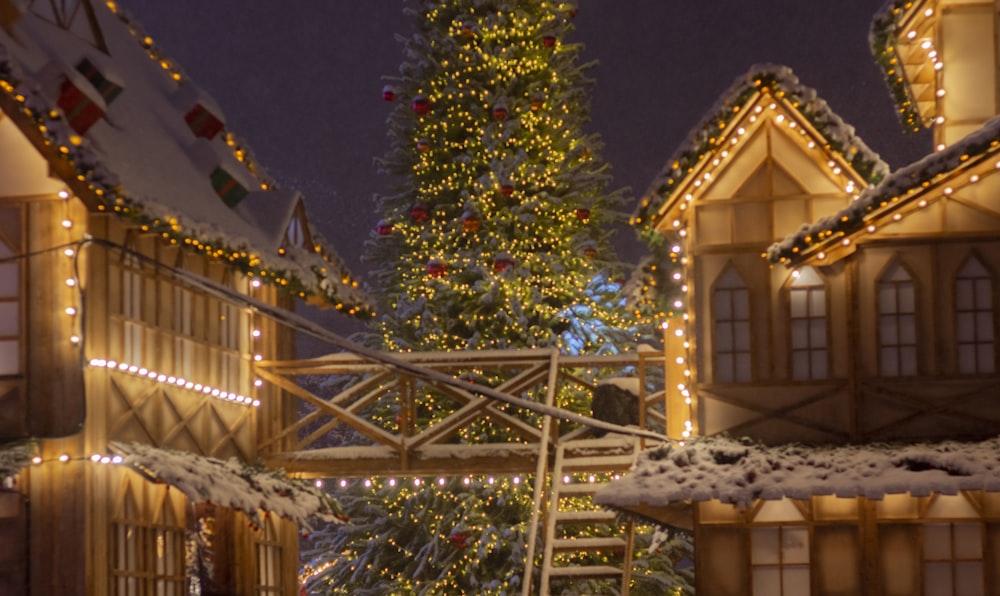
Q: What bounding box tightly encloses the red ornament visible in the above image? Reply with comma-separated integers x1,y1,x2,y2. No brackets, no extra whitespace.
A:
417,138,431,152
412,95,431,115
542,35,556,48
376,220,394,236
575,208,591,222
493,252,514,272
449,530,471,548
409,203,430,223
500,184,514,197
461,20,477,37
580,242,597,259
462,211,481,232
427,260,447,277
382,85,396,101
492,104,508,120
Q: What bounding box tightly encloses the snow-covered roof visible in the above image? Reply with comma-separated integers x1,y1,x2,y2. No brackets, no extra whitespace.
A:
632,64,888,235
0,2,371,316
869,0,932,133
767,114,1000,265
595,435,1000,513
113,441,346,532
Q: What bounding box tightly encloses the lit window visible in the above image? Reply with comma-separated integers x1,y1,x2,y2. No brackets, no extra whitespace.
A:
255,515,284,594
121,252,143,365
751,526,810,595
877,261,917,376
924,522,983,595
789,267,828,380
0,234,20,376
713,267,751,382
955,257,994,374
111,476,185,595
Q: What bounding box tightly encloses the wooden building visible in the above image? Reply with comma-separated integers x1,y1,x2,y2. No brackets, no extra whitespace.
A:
602,0,1000,593
0,1,369,594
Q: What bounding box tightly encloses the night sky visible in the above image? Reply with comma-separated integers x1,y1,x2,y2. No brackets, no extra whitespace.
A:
123,0,930,281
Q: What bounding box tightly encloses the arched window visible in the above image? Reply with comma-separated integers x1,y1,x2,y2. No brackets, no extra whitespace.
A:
0,235,20,376
877,261,917,377
955,257,995,374
788,267,828,380
712,266,751,383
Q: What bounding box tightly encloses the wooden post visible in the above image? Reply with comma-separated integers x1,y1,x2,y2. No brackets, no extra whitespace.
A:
664,321,690,440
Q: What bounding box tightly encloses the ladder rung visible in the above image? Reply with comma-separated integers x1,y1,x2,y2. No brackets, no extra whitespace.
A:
552,537,627,552
559,454,635,470
554,482,603,496
555,510,617,524
546,565,624,579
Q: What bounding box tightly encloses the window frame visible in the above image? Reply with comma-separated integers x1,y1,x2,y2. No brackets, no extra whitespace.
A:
786,267,830,381
711,265,753,383
954,255,996,375
876,260,919,377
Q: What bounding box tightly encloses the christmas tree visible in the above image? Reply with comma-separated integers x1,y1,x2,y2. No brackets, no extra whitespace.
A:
302,0,690,593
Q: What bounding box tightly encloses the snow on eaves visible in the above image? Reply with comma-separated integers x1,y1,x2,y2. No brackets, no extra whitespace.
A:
0,4,371,315
869,0,929,133
633,64,888,234
767,115,1000,265
595,435,1000,512
0,441,33,478
113,442,346,532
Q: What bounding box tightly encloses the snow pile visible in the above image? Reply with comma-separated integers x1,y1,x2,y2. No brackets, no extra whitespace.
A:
595,435,1000,510
767,115,1000,264
113,442,345,532
0,441,33,478
634,64,888,232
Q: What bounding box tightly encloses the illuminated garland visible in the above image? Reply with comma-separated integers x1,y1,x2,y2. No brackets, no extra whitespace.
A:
869,0,934,133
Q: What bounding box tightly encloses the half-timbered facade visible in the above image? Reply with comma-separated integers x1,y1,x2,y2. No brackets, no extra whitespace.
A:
605,0,1000,593
0,1,367,594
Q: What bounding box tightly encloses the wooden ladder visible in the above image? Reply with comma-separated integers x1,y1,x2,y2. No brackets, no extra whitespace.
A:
536,436,639,595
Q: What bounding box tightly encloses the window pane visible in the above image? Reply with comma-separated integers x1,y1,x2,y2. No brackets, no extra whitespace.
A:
790,289,807,318
957,312,975,342
752,527,780,564
977,345,995,373
809,320,826,348
0,302,17,336
976,312,994,340
734,322,751,350
733,289,749,319
753,567,780,595
880,316,899,345
954,523,982,559
878,285,897,314
714,291,732,319
782,566,811,596
955,561,984,596
899,315,916,345
959,345,977,374
974,279,992,309
791,320,808,349
809,289,825,316
0,263,17,297
956,279,973,310
898,284,915,313
924,524,951,559
924,562,952,594
782,527,810,564
0,340,19,375
716,323,733,351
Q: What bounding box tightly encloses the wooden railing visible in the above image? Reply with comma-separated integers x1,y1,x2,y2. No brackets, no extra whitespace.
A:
256,348,668,477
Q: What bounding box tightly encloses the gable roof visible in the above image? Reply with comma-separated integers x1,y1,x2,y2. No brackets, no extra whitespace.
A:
767,115,1000,266
0,0,372,316
869,0,939,133
595,435,1000,515
632,64,888,237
